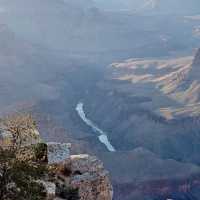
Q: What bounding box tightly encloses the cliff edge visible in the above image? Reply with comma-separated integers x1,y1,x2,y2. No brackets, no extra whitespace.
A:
0,114,113,200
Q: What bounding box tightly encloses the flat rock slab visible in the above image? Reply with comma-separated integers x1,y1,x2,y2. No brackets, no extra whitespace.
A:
47,142,71,164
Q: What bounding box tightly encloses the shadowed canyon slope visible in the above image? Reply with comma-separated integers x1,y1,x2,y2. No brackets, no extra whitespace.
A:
82,50,200,199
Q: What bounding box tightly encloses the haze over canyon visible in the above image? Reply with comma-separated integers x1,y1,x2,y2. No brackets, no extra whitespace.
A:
1,0,200,199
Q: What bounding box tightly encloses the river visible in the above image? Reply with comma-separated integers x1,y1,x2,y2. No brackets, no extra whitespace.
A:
76,102,116,152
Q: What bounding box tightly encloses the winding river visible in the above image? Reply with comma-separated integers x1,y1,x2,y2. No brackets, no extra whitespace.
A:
76,102,116,152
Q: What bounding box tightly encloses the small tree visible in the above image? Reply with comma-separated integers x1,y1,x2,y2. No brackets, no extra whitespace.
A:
0,113,38,149
0,147,47,200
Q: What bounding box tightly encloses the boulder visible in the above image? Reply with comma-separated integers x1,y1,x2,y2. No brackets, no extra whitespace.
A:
47,142,71,164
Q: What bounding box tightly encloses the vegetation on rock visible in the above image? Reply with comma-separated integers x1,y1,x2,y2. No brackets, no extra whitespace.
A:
0,113,112,200
33,143,48,163
0,147,47,200
0,114,80,200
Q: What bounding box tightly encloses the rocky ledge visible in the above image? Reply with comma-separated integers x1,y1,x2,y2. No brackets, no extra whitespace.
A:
0,115,113,200
47,143,113,200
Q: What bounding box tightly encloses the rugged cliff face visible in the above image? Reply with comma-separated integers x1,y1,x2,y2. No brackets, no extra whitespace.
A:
48,143,113,200
0,123,113,200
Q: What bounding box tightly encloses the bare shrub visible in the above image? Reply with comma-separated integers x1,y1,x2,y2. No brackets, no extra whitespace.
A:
0,113,38,149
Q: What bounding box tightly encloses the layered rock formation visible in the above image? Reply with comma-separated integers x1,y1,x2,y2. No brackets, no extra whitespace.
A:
107,49,200,119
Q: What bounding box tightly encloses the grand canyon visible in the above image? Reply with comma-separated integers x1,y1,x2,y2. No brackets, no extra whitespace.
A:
1,0,200,199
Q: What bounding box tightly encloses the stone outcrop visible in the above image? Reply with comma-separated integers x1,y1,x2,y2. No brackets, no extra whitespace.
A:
47,149,113,200
47,142,71,164
64,155,113,200
0,125,113,200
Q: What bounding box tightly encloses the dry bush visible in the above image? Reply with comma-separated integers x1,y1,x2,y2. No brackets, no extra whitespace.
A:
0,113,38,149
